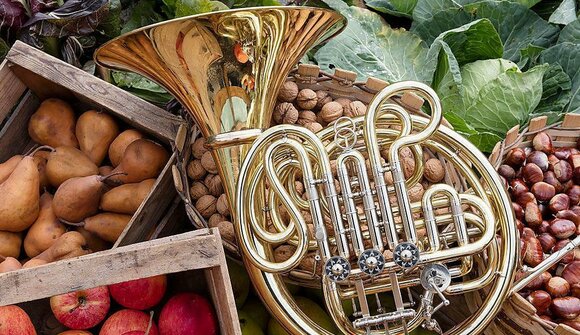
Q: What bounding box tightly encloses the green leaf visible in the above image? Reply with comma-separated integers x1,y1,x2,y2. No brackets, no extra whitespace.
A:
232,0,281,7
98,0,122,38
540,42,580,113
314,0,434,83
122,0,164,34
175,0,228,17
558,18,580,44
0,38,8,62
533,64,572,120
411,1,560,63
518,44,546,69
364,0,418,18
549,0,577,25
112,71,173,105
465,132,503,152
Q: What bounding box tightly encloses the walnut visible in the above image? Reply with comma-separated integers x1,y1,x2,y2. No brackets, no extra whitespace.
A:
187,159,206,180
294,181,305,195
278,81,299,102
399,147,414,160
330,160,338,176
305,122,323,133
334,179,341,194
315,90,332,110
408,183,425,202
195,194,217,218
201,151,218,174
209,213,227,226
424,158,445,182
191,137,208,159
209,220,235,241
301,211,313,225
273,102,299,124
278,205,290,223
335,98,352,117
320,101,343,123
274,244,296,263
384,171,393,185
204,174,223,197
297,110,317,126
316,112,328,127
189,181,209,201
401,157,416,179
298,253,322,275
296,89,317,110
216,193,230,216
346,101,366,117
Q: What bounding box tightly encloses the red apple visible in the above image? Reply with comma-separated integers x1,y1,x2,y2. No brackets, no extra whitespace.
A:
0,305,36,335
99,309,159,335
159,293,217,335
109,275,167,310
57,331,93,335
50,286,110,330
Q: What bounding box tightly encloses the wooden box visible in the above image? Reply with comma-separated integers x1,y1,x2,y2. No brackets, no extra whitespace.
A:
1,228,241,334
0,41,185,248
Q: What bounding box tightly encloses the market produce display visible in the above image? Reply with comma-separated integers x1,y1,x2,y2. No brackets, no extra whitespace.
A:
0,97,169,273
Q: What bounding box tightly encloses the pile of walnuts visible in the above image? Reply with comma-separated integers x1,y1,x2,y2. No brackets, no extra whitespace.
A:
186,79,449,276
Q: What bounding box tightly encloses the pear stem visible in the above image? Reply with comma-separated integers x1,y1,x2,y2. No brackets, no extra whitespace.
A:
59,218,85,227
145,311,154,335
27,145,55,156
99,171,127,183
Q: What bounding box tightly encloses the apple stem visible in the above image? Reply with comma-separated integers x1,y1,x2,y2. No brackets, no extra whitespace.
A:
69,296,86,313
145,311,154,335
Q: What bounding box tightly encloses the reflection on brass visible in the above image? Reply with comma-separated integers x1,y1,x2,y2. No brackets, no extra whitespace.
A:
95,8,518,335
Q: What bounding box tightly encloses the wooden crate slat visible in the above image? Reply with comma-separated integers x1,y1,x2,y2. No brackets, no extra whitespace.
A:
0,59,27,123
0,91,38,160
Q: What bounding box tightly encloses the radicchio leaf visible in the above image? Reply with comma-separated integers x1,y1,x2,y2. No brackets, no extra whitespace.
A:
29,0,57,15
0,0,28,40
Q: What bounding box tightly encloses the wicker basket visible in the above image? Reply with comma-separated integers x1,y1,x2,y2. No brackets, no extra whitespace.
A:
478,113,580,335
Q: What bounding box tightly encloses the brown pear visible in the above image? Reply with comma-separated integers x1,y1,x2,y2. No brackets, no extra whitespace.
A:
32,154,49,191
0,256,22,273
66,213,132,243
28,98,78,148
0,156,40,232
25,231,89,266
0,231,22,258
46,146,99,187
52,172,122,222
108,129,144,167
76,110,120,165
100,179,155,214
24,193,67,258
76,227,111,252
98,165,114,176
0,155,23,184
111,139,169,184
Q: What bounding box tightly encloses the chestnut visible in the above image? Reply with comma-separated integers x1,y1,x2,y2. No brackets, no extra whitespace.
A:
572,283,580,298
567,185,580,205
523,163,544,184
554,160,573,182
498,164,516,180
528,290,552,314
522,227,537,241
528,151,549,171
569,153,580,169
513,202,524,220
524,271,552,291
562,261,580,285
517,192,537,207
544,171,563,193
574,166,580,185
533,132,553,153
520,238,527,259
506,147,526,167
556,209,580,227
537,220,550,234
525,202,543,227
548,219,576,239
531,182,555,202
548,154,560,171
516,219,524,234
554,147,572,160
524,236,544,267
538,315,553,322
511,179,529,198
546,276,570,298
549,194,570,213
550,297,580,320
554,240,575,264
538,233,556,253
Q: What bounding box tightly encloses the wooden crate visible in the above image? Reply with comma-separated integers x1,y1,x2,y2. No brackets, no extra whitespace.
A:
0,41,186,249
0,228,241,334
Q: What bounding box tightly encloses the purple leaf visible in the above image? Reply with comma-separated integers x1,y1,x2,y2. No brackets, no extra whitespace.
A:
29,0,57,14
0,0,28,38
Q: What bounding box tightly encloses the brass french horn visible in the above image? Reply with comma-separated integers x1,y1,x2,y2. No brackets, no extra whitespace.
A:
95,7,521,334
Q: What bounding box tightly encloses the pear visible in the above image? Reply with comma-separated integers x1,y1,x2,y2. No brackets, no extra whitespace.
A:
46,146,99,187
0,231,22,258
0,156,40,232
32,154,49,191
0,155,23,184
238,311,265,335
110,139,169,184
76,227,111,252
266,297,337,334
64,212,132,243
100,179,155,214
99,165,114,176
25,231,89,266
52,172,123,222
0,256,22,273
109,129,144,167
28,98,78,148
241,299,269,331
227,258,250,308
76,110,120,165
24,192,67,258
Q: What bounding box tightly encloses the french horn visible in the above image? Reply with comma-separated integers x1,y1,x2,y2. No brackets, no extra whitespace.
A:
95,7,523,334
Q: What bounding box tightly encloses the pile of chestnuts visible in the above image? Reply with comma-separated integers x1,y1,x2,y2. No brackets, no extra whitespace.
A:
498,132,580,330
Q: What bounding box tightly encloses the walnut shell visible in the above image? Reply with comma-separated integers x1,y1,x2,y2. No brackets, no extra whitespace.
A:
345,101,366,117
191,137,208,159
335,98,352,117
273,102,299,124
195,194,217,218
298,253,322,275
424,158,445,183
209,220,235,241
320,101,343,123
408,183,425,202
274,244,296,263
294,181,305,195
189,181,209,201
402,157,416,179
201,151,218,174
204,174,223,197
209,213,227,226
278,81,299,102
297,89,317,110
297,110,317,126
187,159,207,181
305,122,323,133
216,193,230,216
315,90,332,110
